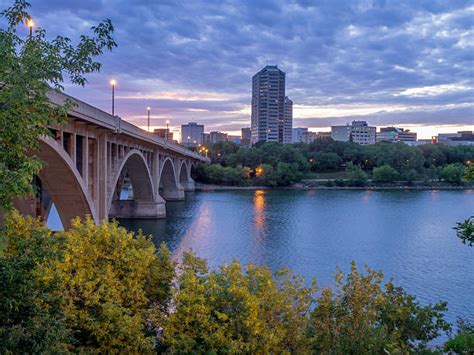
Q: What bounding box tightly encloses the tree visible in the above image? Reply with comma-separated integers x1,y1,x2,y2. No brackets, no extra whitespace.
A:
441,163,466,184
346,162,368,186
54,218,174,353
373,165,400,183
444,319,474,354
0,211,69,353
454,216,474,246
0,0,116,211
308,262,450,353
157,252,316,353
465,162,474,182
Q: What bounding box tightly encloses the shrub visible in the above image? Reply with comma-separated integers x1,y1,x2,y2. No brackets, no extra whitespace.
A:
373,165,400,183
441,163,466,184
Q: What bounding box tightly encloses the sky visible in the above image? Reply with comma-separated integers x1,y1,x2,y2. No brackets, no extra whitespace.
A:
3,0,474,139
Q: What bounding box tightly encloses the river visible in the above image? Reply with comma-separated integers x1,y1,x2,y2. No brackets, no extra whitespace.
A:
119,189,474,330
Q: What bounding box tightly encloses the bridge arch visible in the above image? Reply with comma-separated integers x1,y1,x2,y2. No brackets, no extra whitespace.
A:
108,149,162,218
14,137,98,229
159,157,184,200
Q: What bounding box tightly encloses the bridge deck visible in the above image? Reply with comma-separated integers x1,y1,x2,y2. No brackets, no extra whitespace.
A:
48,90,208,162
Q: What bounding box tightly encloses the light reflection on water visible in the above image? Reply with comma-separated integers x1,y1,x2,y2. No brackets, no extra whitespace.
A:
119,189,474,336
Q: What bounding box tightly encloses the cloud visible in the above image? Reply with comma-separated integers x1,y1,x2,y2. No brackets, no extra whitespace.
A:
2,0,473,136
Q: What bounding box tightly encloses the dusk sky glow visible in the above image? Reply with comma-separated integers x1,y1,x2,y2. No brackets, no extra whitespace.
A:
3,0,473,139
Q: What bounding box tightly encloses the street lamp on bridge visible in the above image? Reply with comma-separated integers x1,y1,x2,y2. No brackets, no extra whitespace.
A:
147,107,151,132
110,79,117,116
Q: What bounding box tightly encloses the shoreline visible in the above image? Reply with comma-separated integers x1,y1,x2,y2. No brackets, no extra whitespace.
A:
195,183,474,192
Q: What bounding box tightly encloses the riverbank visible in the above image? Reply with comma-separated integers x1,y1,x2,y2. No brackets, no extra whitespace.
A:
195,182,474,191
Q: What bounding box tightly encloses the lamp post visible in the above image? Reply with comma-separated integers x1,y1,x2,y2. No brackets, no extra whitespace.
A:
110,79,116,116
27,19,34,37
187,136,190,147
166,120,170,140
147,107,151,132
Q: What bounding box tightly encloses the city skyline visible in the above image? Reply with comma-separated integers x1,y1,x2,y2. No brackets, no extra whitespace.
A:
3,0,473,139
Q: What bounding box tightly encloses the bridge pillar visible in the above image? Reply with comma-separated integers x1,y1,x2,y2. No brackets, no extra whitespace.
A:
181,177,195,192
161,186,185,201
109,194,166,219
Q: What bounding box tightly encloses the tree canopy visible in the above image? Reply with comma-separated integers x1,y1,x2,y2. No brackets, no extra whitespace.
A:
0,0,116,211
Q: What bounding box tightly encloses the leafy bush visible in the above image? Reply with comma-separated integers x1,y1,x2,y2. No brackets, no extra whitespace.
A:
346,163,368,186
441,163,466,184
444,319,474,354
308,262,450,353
0,213,175,353
373,165,400,183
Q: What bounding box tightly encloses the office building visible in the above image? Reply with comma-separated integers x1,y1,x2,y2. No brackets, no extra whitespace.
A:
292,128,318,144
209,131,228,144
251,65,292,144
241,127,251,146
153,128,173,141
437,131,474,146
181,122,204,147
331,121,376,145
283,96,293,144
376,127,417,143
292,127,308,143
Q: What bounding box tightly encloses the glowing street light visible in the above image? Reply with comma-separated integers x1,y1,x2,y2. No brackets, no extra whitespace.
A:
26,18,34,37
110,79,117,116
147,106,151,132
187,136,191,147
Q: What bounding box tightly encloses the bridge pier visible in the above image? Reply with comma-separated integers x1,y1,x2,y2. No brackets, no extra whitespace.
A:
161,186,185,201
180,178,195,192
109,196,166,219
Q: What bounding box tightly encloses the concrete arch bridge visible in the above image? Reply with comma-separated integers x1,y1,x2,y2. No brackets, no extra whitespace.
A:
14,91,208,229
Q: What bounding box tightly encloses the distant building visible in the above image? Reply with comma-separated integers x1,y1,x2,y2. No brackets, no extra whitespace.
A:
331,124,352,142
331,121,376,145
316,131,332,139
153,128,173,141
251,65,292,144
438,131,474,146
283,97,293,144
227,135,241,145
209,131,228,144
241,127,251,146
203,133,210,144
376,127,417,143
292,128,317,144
181,122,204,147
292,127,308,143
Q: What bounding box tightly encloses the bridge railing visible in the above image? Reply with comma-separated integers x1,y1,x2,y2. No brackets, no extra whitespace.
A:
48,90,209,162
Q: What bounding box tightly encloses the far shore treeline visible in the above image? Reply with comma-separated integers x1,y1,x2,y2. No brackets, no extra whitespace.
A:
193,139,474,187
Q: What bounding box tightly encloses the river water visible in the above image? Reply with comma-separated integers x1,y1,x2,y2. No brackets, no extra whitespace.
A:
120,189,474,329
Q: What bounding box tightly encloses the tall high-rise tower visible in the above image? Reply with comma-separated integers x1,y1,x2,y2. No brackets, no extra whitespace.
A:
283,96,293,144
251,65,292,144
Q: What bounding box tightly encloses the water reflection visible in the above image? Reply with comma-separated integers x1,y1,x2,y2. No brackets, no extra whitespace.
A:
119,189,474,333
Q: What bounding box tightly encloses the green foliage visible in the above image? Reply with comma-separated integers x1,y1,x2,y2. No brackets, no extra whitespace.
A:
196,139,474,187
373,164,400,182
441,163,466,184
444,319,474,354
0,213,175,353
0,0,116,211
346,162,368,186
0,211,69,353
465,162,474,181
54,218,172,353
157,253,316,353
308,262,450,353
454,216,474,247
